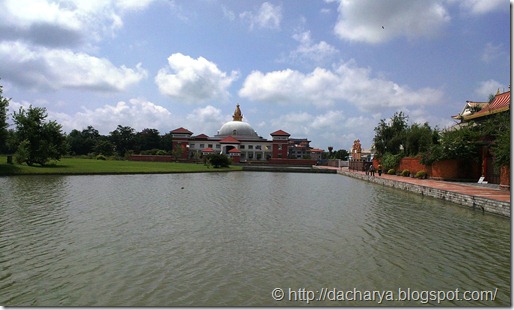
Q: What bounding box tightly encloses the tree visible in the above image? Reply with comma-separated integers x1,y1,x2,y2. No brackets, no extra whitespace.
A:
137,128,161,151
109,125,137,157
477,112,510,168
404,122,436,157
373,112,408,157
0,83,9,153
328,146,333,158
333,149,349,160
160,132,173,152
67,126,100,155
94,138,115,156
12,106,67,166
421,125,481,165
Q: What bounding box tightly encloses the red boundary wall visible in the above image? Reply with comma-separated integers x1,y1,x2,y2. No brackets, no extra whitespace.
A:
128,155,173,162
373,157,482,181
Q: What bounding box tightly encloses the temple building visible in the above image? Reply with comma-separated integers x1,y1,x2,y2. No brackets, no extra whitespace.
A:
171,105,322,163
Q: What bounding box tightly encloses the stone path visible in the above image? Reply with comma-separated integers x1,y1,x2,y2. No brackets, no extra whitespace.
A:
317,166,510,203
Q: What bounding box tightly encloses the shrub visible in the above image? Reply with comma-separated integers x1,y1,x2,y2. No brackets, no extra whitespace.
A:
401,169,410,177
96,154,106,160
415,170,427,179
387,169,395,175
381,152,403,171
156,150,167,155
207,153,230,168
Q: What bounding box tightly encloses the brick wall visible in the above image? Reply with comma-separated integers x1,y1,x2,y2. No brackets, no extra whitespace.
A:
267,158,317,166
430,159,461,179
398,157,427,174
500,166,510,191
128,155,173,162
375,156,481,181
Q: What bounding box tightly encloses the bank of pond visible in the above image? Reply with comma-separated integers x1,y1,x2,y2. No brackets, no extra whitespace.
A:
0,156,242,176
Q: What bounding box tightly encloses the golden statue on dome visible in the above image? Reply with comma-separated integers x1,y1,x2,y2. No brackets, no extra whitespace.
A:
233,104,243,121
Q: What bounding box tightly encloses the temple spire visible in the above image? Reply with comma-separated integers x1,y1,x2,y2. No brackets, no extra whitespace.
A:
233,104,243,121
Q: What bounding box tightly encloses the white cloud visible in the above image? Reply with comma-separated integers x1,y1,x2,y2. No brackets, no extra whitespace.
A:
268,110,377,150
481,42,505,63
48,98,173,135
0,41,148,91
288,31,339,64
222,5,236,21
240,2,282,30
185,105,228,135
474,79,505,99
333,0,450,44
239,60,444,110
452,0,506,15
155,53,239,104
0,0,155,91
0,0,156,48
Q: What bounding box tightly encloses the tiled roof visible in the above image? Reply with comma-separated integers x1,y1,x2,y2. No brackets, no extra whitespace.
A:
228,148,241,153
201,147,215,153
464,90,510,121
171,127,193,134
270,129,290,136
194,134,209,139
451,101,488,120
219,136,240,143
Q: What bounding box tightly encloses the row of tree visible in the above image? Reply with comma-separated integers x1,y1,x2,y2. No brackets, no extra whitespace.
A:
66,125,174,157
372,111,510,170
0,85,185,165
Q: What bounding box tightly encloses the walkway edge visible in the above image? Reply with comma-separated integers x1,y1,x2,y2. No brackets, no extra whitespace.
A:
338,170,510,218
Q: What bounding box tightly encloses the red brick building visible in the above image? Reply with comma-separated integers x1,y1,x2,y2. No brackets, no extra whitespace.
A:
170,105,323,162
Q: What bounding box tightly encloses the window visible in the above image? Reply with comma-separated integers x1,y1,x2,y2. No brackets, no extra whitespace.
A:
190,143,195,148
200,144,205,148
240,145,245,149
255,145,261,150
208,144,213,148
216,144,220,149
248,145,254,150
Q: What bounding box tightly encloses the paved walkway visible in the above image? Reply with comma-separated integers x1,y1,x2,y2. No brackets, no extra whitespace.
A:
317,166,510,203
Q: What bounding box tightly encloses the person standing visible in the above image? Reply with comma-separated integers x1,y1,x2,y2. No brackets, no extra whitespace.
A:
378,164,382,176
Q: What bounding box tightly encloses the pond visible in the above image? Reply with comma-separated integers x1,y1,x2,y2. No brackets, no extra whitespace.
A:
0,172,510,306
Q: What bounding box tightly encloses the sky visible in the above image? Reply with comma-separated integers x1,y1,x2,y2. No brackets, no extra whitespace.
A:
0,0,510,150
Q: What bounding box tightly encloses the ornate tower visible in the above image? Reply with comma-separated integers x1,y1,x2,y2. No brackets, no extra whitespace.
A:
233,104,243,121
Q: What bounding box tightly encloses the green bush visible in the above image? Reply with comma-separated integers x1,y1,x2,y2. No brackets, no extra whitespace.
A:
401,169,410,177
156,150,167,155
206,153,230,168
415,170,427,179
96,154,106,160
387,169,395,175
381,152,403,171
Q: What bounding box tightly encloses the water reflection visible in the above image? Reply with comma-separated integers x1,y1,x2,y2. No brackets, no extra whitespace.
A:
0,173,510,306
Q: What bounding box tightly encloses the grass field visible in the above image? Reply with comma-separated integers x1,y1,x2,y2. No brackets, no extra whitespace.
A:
0,156,242,176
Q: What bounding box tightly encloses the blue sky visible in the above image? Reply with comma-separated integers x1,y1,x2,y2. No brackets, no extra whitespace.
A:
0,0,510,150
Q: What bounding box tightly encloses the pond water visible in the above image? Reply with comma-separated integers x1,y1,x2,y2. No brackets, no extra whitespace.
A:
0,172,510,306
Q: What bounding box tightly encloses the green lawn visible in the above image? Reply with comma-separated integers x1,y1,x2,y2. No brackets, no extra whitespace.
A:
0,156,242,176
